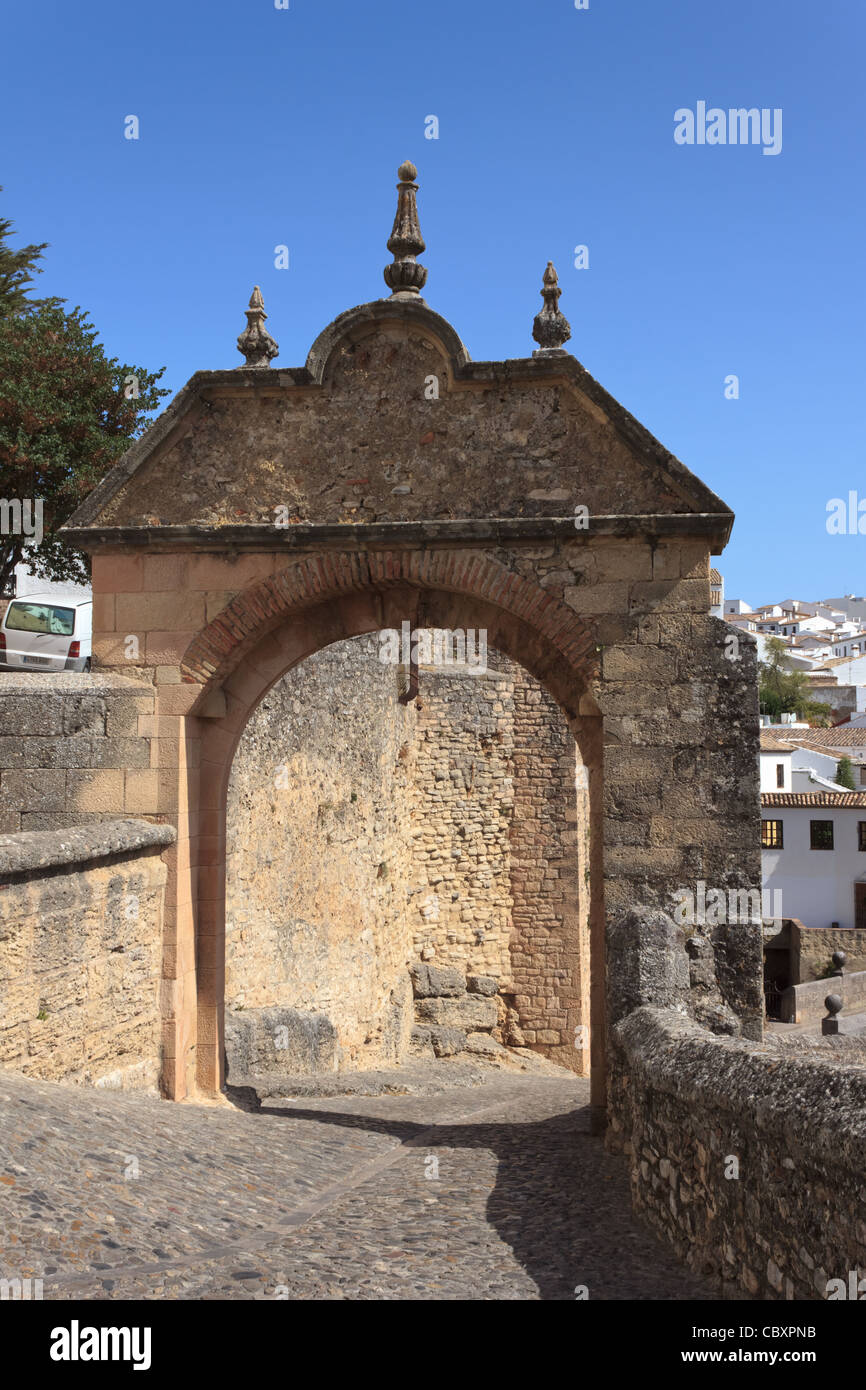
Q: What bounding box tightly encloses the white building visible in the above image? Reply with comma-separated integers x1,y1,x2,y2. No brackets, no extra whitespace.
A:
759,733,793,792
821,595,866,624
761,791,866,930
13,561,90,605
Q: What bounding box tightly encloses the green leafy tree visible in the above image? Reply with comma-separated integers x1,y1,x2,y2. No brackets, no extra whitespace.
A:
758,637,829,724
0,193,168,592
0,188,49,317
836,755,856,790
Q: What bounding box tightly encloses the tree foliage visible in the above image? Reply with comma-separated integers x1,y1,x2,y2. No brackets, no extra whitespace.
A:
836,755,856,790
0,191,168,592
758,637,829,724
0,188,49,317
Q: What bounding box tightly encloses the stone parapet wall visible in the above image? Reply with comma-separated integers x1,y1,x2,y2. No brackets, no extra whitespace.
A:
793,923,866,980
0,819,175,1089
0,673,157,833
617,1005,866,1299
781,969,866,1025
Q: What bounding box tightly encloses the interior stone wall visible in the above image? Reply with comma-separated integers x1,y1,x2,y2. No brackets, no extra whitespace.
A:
224,635,418,1073
224,636,584,1074
508,659,589,1069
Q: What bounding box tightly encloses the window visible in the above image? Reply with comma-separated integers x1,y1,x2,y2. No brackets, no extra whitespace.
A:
776,763,785,788
762,820,783,849
4,601,75,636
859,822,866,852
810,820,834,850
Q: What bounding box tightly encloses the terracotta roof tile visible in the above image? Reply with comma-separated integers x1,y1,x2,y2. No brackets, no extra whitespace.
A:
761,791,866,807
776,726,866,746
759,731,795,752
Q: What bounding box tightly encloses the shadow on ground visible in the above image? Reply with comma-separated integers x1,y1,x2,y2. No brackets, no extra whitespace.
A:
244,1094,708,1301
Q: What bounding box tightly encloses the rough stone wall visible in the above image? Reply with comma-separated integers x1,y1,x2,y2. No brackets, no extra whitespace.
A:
619,1006,866,1300
0,673,157,833
407,652,515,982
94,326,692,532
225,636,417,1073
0,820,174,1089
225,637,585,1073
507,657,588,1067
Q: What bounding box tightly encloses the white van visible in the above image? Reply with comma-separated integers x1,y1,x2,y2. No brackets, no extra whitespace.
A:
0,595,92,672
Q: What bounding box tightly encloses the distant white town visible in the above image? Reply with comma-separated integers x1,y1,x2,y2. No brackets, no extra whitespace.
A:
713,575,866,1017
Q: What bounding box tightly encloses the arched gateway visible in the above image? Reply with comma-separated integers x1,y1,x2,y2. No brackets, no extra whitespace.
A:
63,164,763,1117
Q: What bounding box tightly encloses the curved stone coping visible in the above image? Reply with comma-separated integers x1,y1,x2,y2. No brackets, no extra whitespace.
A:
0,818,176,880
617,1006,866,1162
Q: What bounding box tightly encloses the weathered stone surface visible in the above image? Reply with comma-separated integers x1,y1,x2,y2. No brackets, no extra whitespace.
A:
427,1026,467,1057
0,674,156,833
617,1004,866,1300
0,818,174,878
0,819,169,1089
466,975,498,996
224,1007,339,1083
606,908,690,1027
224,637,585,1073
409,1025,435,1058
416,996,498,1030
410,963,466,998
464,1031,509,1057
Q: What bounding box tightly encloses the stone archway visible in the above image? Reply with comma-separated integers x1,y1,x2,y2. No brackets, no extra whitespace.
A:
177,555,604,1110
62,161,763,1126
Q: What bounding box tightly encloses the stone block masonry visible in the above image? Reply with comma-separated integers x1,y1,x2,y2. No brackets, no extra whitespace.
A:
0,819,175,1089
0,673,157,832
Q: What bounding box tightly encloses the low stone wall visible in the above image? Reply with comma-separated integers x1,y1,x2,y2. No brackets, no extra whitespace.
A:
793,923,866,980
0,673,156,832
0,819,174,1089
617,1005,866,1300
781,970,866,1025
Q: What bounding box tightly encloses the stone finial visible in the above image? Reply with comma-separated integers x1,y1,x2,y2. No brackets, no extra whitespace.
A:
822,991,844,1036
384,161,428,297
237,286,279,368
832,950,847,976
532,261,571,354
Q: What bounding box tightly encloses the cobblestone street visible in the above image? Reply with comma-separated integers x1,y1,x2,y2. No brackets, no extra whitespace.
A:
0,1067,716,1300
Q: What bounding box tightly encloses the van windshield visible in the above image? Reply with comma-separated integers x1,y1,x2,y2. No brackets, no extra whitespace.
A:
5,602,75,636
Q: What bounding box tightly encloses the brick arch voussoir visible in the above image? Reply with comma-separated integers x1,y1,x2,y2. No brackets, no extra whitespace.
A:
180,549,598,696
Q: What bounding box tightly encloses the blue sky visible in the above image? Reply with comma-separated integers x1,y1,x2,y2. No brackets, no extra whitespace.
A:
2,0,863,604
